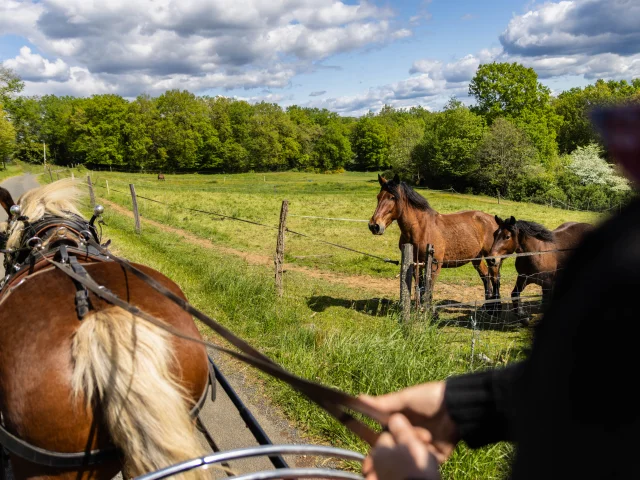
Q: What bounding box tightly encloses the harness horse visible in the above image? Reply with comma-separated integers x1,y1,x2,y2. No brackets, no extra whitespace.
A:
0,179,387,480
0,179,211,480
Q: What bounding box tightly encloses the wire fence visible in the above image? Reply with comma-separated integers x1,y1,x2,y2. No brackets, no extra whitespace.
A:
40,169,586,369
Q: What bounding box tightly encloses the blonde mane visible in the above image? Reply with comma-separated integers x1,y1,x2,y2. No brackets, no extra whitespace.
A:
4,178,86,250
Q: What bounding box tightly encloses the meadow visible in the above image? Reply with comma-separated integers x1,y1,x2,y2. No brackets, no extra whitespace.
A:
43,168,603,479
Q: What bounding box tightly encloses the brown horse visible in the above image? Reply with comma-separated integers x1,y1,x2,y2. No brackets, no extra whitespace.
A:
0,179,209,480
158,173,165,181
487,216,592,322
369,174,501,303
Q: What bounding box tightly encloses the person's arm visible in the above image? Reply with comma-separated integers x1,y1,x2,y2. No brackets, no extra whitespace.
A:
444,362,525,448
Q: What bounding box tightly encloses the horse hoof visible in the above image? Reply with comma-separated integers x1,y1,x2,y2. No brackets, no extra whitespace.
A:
519,317,530,327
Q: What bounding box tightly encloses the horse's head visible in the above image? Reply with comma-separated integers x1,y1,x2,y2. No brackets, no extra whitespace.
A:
487,215,518,266
369,174,402,235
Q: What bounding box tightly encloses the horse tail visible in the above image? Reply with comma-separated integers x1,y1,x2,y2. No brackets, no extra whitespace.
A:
71,306,207,478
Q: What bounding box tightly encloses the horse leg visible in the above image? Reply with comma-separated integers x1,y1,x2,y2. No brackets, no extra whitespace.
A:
511,274,529,325
472,259,493,304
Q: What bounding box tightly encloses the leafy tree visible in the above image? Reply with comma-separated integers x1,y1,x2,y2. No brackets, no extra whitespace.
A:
155,90,220,170
475,118,537,196
5,96,44,163
554,79,640,154
470,62,551,123
387,118,424,182
469,62,561,161
312,121,352,171
351,116,389,170
0,66,24,105
0,105,16,168
415,99,485,186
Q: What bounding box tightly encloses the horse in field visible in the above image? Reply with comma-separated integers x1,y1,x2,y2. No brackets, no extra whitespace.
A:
158,173,165,181
368,174,501,304
487,216,593,323
0,179,209,480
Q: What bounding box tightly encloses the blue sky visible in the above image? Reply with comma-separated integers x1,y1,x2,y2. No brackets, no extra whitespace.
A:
1,0,637,115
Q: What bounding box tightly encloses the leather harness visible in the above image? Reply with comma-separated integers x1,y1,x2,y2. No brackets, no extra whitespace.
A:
0,211,388,470
0,214,214,468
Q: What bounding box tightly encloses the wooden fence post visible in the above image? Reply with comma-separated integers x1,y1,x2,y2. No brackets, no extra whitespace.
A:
87,175,95,208
423,244,435,311
400,243,414,322
48,168,53,182
129,184,141,234
274,200,289,297
497,191,500,205
106,180,110,195
71,172,74,180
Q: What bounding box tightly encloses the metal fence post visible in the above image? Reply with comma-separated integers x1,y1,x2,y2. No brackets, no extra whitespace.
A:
400,243,413,322
129,183,141,234
275,200,289,297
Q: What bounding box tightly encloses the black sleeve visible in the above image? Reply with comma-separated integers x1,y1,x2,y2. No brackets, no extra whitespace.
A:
443,362,525,448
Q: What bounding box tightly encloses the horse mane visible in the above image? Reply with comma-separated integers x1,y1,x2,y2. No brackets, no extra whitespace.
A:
385,180,432,211
4,178,85,249
514,220,554,242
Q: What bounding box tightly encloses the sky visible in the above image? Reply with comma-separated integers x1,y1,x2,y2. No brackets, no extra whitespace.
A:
1,0,639,115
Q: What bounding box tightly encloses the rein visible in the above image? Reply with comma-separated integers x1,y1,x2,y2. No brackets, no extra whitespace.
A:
41,238,389,446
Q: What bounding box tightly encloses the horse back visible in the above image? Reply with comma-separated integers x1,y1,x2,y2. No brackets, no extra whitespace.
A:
0,261,208,458
436,210,498,261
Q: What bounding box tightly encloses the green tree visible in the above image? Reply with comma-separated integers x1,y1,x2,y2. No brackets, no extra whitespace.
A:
155,90,221,170
415,99,485,186
312,121,352,171
68,94,130,167
475,118,538,196
0,105,16,168
554,79,640,154
387,118,424,182
469,62,561,161
5,96,44,163
0,66,24,106
351,116,389,170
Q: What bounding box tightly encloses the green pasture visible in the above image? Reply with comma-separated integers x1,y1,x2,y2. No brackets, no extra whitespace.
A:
84,170,601,302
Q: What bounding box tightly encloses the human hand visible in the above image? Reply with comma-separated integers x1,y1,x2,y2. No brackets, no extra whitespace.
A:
362,413,440,480
359,382,459,463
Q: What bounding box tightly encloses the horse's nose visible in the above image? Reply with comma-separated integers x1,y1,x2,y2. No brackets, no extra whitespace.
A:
486,257,496,267
368,223,380,234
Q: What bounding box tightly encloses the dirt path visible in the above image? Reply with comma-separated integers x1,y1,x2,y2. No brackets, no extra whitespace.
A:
101,199,489,302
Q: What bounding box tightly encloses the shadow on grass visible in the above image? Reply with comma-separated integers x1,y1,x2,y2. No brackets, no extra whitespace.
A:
432,298,544,332
307,295,397,317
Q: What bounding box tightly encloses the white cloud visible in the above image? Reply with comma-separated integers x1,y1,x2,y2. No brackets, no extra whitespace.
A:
4,46,70,81
1,0,410,97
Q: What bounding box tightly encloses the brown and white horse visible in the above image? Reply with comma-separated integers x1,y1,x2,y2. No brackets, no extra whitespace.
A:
487,216,592,321
368,174,501,304
0,179,209,480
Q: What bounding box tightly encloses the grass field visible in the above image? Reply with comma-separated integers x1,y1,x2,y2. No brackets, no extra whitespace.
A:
49,168,604,479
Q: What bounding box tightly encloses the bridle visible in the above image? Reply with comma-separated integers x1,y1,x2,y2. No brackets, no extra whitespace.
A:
0,205,388,470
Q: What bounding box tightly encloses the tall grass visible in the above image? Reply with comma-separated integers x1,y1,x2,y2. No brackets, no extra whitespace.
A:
90,203,514,479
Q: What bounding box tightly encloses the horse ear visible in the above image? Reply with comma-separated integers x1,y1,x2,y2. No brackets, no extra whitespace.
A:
508,216,516,225
393,174,400,184
0,187,15,217
378,174,386,186
495,215,503,225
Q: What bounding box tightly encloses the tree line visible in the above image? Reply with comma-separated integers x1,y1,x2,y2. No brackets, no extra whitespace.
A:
1,62,638,210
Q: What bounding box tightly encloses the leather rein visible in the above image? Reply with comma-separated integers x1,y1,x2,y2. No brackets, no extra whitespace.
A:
0,214,389,469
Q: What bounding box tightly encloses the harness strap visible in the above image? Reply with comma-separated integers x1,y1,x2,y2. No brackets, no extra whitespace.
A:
44,249,387,446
